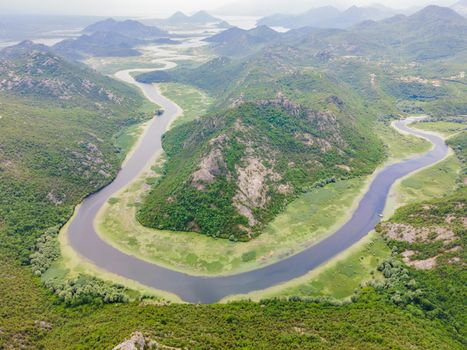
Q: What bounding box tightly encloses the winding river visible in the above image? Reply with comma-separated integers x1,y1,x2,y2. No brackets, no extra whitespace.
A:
66,59,449,303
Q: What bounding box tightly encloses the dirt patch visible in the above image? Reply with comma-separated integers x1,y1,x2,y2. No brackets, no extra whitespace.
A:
382,223,457,244
401,250,438,270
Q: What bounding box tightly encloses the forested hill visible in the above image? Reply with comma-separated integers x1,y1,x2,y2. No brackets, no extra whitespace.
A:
0,42,152,260
138,92,384,240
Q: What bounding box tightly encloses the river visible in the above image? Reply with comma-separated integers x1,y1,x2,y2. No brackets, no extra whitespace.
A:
66,63,449,303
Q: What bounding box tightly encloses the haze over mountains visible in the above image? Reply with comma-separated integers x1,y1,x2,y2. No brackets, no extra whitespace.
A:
258,5,399,29
202,5,467,60
53,18,176,59
143,11,230,28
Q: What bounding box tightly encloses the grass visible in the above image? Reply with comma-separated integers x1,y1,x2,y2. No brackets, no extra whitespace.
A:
375,121,431,161
159,82,213,128
85,56,164,75
386,121,463,214
98,172,369,276
395,155,461,206
413,121,467,138
224,232,390,301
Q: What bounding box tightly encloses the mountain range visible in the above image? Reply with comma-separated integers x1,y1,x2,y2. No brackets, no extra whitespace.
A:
258,5,399,29
54,18,177,59
83,18,168,38
205,6,467,61
144,11,230,28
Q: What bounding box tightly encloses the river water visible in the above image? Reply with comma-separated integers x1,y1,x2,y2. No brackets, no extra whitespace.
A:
66,62,449,303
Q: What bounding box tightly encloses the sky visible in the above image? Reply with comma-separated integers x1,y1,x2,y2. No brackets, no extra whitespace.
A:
0,0,458,17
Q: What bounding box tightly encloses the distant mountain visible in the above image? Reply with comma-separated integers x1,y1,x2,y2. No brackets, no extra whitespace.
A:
258,6,341,28
452,0,467,17
54,31,142,59
327,5,467,60
83,18,168,38
0,40,52,59
204,25,279,56
0,41,141,107
146,11,230,28
257,5,398,29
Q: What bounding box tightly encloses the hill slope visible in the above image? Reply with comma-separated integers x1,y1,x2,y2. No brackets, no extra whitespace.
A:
204,25,279,56
0,42,152,258
138,97,383,240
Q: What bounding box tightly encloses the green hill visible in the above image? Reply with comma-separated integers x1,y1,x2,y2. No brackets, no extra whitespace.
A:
0,42,152,260
138,95,383,240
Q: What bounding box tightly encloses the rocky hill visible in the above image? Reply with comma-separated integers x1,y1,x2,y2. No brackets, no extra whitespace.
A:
0,40,140,106
138,97,383,240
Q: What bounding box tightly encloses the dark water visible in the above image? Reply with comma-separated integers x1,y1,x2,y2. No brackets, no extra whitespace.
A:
67,76,449,303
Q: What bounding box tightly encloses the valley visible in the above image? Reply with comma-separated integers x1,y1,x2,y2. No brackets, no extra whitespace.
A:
0,2,465,349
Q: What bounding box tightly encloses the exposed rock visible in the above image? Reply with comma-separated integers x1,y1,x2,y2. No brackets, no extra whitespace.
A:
191,147,227,190
401,250,438,270
47,191,65,206
382,222,457,244
113,332,145,350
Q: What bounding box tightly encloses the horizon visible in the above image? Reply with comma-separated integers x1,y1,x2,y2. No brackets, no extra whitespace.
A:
0,0,459,17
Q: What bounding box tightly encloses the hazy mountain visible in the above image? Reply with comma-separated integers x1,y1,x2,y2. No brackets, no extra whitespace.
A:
83,18,168,38
204,25,279,56
258,6,341,28
334,5,397,28
348,5,467,60
54,31,142,59
0,40,52,59
0,15,103,40
258,5,398,29
146,11,230,28
452,0,467,17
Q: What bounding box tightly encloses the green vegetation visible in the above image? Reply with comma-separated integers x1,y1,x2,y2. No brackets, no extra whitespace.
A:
0,45,154,306
396,155,460,206
231,233,390,301
99,174,368,275
1,255,463,349
159,82,213,128
376,189,466,343
138,101,384,241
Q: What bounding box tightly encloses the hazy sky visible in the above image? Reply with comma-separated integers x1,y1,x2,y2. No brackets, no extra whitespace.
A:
0,0,458,17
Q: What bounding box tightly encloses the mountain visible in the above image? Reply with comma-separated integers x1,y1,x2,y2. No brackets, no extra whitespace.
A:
258,6,341,28
0,41,150,264
0,40,144,105
54,31,142,59
452,0,467,17
137,97,382,240
257,5,397,29
146,11,229,28
0,40,51,59
344,5,467,60
83,18,168,38
204,25,280,56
